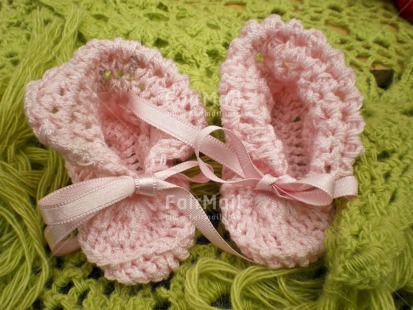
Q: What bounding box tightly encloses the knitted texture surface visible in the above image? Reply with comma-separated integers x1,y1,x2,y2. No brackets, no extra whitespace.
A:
219,15,364,268
25,38,207,285
1,0,413,309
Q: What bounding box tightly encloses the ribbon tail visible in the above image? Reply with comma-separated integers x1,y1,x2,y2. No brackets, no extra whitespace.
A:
333,175,358,198
273,174,358,206
275,187,333,206
164,186,253,263
45,226,80,256
39,176,136,255
154,160,212,184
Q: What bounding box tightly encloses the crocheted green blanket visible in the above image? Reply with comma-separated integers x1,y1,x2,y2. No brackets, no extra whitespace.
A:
1,0,413,309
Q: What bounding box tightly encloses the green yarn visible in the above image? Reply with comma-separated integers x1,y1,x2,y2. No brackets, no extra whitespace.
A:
184,259,326,309
1,0,413,309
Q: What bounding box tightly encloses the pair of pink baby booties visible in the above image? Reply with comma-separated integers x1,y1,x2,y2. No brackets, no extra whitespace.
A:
25,15,364,285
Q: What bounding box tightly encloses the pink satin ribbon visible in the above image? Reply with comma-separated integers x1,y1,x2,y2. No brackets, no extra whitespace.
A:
38,94,358,258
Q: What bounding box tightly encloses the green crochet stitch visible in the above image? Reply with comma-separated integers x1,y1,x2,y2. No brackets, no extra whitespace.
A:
1,0,413,309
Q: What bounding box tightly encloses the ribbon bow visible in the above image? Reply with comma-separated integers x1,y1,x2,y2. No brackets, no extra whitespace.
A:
39,94,358,259
191,125,357,207
40,161,247,258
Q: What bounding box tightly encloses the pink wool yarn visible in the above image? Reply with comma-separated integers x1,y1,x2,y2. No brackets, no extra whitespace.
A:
25,38,207,284
219,15,365,268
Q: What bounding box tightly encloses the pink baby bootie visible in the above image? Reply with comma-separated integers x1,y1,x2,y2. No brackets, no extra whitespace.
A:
219,15,365,268
25,38,207,284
